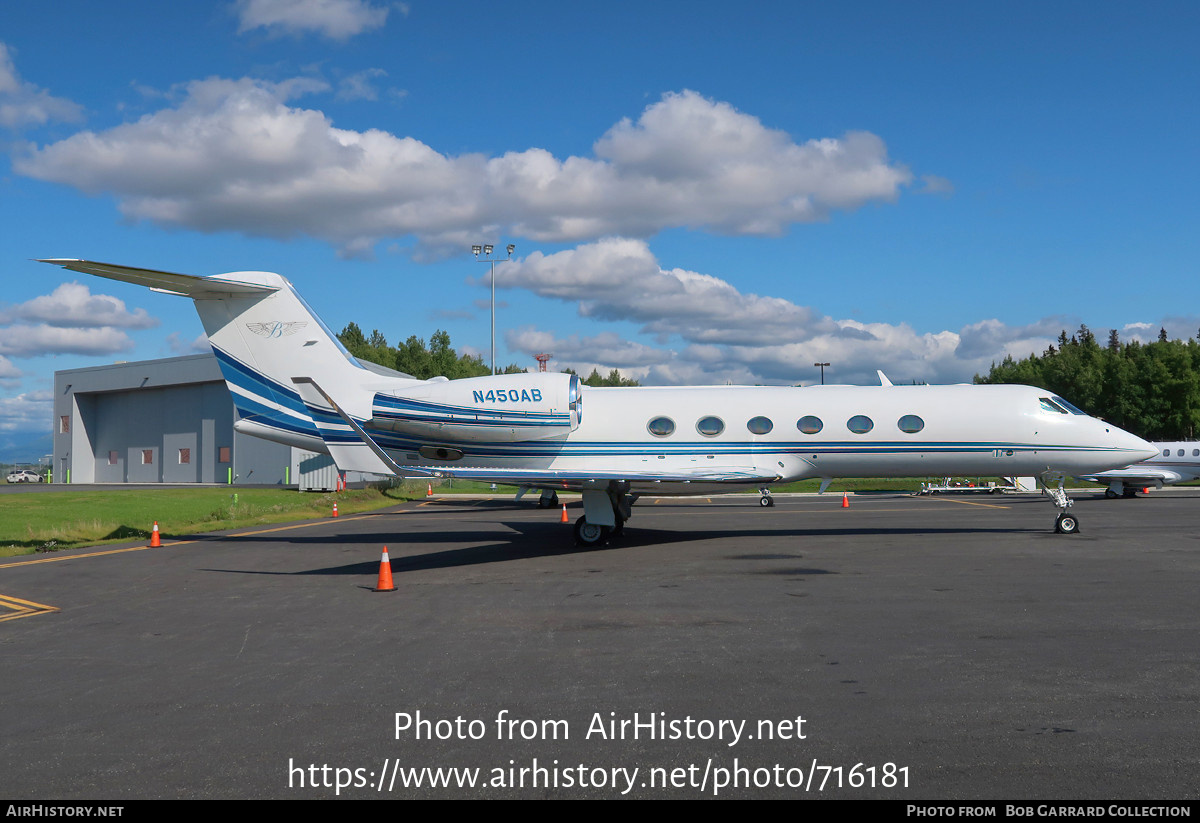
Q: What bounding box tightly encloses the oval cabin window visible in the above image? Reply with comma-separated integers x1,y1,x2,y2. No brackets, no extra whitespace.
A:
647,417,675,437
697,416,725,437
797,416,823,435
747,416,773,435
897,414,925,434
847,415,874,434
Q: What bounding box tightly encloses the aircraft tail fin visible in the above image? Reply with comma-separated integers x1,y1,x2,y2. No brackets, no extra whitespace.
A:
39,259,383,450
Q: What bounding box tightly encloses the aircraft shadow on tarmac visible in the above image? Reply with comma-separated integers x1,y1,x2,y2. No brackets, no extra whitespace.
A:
200,514,1040,579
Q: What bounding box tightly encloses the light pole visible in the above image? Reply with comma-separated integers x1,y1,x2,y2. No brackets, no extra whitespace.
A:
472,242,515,374
814,362,830,385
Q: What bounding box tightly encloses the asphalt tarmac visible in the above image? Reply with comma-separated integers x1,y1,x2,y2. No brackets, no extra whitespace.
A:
2,489,1198,799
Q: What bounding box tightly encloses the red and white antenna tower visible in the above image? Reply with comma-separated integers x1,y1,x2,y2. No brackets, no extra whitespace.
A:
534,353,552,372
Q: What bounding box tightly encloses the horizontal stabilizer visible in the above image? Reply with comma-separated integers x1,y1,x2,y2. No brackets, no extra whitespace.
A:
38,259,278,297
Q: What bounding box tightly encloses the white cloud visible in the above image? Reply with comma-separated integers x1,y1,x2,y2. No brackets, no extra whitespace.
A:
1,282,159,329
0,355,22,380
497,238,1070,387
505,327,675,373
335,68,388,101
0,390,52,434
919,174,954,195
0,325,135,358
165,332,211,355
499,237,835,345
235,0,390,40
17,84,913,256
0,42,84,129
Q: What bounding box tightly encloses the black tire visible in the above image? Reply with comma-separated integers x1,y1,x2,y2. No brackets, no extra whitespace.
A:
573,516,610,547
1104,488,1119,499
1055,513,1080,534
759,496,772,507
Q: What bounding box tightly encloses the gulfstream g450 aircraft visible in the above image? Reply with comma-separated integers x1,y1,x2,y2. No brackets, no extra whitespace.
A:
41,259,1156,544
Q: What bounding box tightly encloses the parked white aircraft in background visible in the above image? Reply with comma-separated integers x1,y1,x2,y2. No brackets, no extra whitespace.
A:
41,259,1157,542
1079,442,1200,498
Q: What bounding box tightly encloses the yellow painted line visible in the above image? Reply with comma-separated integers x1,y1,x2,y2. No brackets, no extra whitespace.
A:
0,510,403,569
0,593,58,622
912,495,1010,509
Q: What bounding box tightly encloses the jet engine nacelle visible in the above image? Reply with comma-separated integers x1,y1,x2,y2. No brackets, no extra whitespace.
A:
369,371,582,443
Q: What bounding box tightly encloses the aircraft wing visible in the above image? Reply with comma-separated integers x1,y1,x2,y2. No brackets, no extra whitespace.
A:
38,259,277,296
1077,466,1186,485
424,465,778,486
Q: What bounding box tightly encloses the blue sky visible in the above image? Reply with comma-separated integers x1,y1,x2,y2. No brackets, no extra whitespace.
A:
1,1,1197,446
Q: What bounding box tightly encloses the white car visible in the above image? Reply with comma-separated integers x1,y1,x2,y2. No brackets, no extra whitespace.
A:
6,469,44,483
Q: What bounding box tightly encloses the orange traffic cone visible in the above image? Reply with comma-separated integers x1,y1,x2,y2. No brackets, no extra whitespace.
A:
374,546,396,592
426,482,433,497
560,503,569,523
150,521,161,547
332,501,339,518
841,492,849,508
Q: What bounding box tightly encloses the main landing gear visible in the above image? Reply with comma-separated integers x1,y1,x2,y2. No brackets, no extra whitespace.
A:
572,482,635,547
1104,482,1139,499
537,489,560,509
1042,477,1080,534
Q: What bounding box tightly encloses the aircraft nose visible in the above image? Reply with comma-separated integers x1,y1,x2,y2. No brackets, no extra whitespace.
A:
1118,429,1157,462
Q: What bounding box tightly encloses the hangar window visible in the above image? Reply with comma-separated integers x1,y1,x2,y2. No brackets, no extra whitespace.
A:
141,449,153,465
697,416,725,437
847,415,874,434
179,448,191,465
797,415,823,435
60,415,70,434
897,414,925,434
108,451,118,466
647,416,676,437
219,447,231,463
747,416,773,435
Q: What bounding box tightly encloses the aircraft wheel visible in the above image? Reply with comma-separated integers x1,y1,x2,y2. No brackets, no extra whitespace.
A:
759,496,774,507
1122,488,1138,499
573,516,610,547
1104,488,1119,499
1055,513,1080,534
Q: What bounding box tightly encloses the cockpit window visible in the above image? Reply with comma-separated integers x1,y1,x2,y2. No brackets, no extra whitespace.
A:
1039,397,1069,414
1051,395,1087,415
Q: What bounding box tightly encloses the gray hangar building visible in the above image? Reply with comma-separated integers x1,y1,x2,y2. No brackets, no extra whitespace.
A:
52,353,344,487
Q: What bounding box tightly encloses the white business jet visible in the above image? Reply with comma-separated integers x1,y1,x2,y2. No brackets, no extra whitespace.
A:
1078,441,1200,498
40,259,1157,543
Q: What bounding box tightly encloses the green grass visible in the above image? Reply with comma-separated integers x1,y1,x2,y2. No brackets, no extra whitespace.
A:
0,483,425,557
